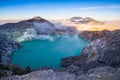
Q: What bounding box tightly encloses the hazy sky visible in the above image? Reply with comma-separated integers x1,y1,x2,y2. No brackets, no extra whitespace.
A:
0,0,120,20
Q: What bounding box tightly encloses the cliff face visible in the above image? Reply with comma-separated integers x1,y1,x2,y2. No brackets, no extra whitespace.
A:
0,33,21,63
81,30,120,67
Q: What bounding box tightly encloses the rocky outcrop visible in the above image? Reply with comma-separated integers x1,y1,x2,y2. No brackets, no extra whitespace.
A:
0,63,31,78
81,30,120,67
79,30,110,41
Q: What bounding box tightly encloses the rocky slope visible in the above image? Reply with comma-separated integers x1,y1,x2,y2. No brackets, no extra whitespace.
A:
0,33,21,63
1,66,120,80
61,30,120,79
79,30,110,41
0,16,53,33
0,63,31,78
0,69,77,80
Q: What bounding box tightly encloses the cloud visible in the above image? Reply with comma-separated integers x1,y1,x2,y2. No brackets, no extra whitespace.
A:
81,5,120,10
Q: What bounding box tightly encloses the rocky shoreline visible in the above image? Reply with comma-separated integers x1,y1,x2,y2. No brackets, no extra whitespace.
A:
0,17,120,80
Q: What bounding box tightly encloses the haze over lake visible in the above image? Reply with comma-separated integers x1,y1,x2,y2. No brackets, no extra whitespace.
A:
11,34,88,69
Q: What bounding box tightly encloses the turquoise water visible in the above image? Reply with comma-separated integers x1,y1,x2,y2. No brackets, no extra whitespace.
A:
11,34,88,69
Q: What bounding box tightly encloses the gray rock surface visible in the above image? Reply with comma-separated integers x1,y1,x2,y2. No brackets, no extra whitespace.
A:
82,30,120,67
79,30,109,41
0,33,21,62
0,16,53,33
0,70,76,80
87,66,120,80
62,30,120,74
0,63,30,78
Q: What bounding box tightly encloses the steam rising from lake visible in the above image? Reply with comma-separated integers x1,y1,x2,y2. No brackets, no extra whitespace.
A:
16,28,81,43
16,22,78,42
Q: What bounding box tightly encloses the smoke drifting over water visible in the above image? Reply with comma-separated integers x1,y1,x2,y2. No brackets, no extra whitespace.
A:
16,21,78,42
12,32,88,69
16,28,54,42
16,27,81,43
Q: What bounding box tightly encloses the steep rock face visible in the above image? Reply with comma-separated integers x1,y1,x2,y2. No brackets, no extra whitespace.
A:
0,33,21,62
82,30,120,67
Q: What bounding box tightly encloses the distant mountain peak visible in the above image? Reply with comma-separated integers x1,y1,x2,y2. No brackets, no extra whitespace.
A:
70,17,84,23
0,17,54,32
24,16,45,23
20,16,53,26
84,17,96,22
33,16,42,20
70,16,101,24
70,17,83,20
